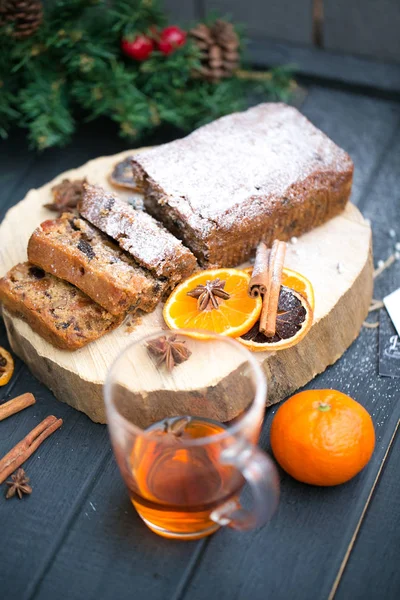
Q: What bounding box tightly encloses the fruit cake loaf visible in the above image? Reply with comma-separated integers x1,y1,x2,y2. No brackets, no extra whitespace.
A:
79,184,197,283
0,263,123,350
28,213,168,316
131,103,354,267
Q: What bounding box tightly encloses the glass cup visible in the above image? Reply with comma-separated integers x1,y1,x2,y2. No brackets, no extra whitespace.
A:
104,330,279,540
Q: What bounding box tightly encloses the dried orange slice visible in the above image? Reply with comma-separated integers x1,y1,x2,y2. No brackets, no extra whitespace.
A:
281,268,314,310
238,287,313,352
0,347,14,386
163,269,262,338
243,266,315,310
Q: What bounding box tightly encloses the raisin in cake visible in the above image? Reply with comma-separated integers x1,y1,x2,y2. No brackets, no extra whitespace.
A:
79,184,197,283
28,214,167,315
0,263,122,350
131,103,354,267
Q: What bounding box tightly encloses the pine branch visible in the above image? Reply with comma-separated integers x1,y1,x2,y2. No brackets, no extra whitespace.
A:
17,75,75,149
0,88,20,139
0,1,294,149
110,0,166,36
72,59,151,138
0,49,21,138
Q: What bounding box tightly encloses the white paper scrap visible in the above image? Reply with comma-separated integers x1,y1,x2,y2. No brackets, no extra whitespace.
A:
384,288,400,337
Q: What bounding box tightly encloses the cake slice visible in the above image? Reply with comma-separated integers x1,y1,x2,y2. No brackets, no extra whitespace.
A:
79,184,197,283
131,102,354,267
28,214,168,316
0,263,123,350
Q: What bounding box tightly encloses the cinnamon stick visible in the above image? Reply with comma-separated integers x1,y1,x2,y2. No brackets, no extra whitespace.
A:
260,240,287,336
0,393,36,422
248,243,270,298
0,415,63,484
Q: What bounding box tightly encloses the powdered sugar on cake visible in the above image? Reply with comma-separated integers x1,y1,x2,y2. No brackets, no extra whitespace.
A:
79,184,196,279
133,103,353,232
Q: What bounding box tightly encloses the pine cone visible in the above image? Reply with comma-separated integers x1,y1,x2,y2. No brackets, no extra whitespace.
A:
0,0,43,39
190,20,240,83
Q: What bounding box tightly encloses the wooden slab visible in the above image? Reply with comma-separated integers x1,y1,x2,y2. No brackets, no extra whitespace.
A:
0,149,373,424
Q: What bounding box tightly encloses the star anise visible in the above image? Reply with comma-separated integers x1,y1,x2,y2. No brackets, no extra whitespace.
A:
147,335,192,371
44,178,87,215
187,278,230,311
163,416,191,438
5,468,32,499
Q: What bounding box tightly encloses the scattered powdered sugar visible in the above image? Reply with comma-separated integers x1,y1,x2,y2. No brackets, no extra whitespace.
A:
134,103,353,232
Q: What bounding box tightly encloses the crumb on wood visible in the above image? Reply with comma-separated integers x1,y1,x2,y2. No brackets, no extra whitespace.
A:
125,312,143,333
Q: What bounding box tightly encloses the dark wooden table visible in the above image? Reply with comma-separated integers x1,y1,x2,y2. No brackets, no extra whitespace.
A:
0,80,399,600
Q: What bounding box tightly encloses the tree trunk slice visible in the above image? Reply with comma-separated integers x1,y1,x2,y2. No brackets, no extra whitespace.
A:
0,149,373,425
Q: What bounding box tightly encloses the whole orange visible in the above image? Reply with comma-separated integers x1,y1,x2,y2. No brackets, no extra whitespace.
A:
270,389,375,486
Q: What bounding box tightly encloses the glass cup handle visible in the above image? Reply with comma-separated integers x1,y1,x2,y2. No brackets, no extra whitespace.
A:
211,443,280,531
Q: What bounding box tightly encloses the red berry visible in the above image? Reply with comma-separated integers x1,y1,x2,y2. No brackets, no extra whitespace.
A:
158,26,186,56
121,35,154,61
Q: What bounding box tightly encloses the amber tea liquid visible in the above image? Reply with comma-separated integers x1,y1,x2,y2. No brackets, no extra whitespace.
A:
128,416,244,539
